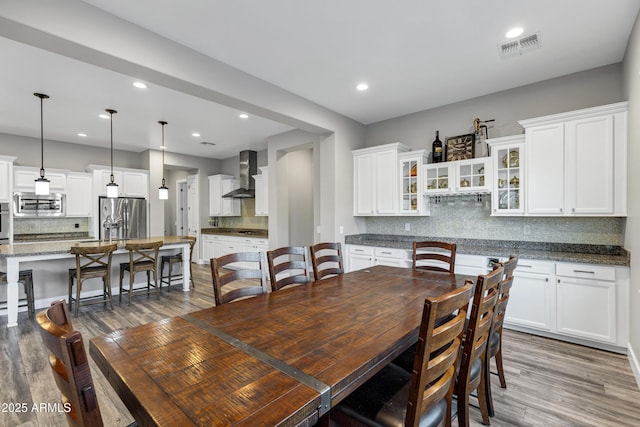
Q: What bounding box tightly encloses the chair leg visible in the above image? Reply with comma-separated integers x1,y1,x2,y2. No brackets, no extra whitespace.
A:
119,268,124,304
485,352,495,418
153,268,159,298
189,263,195,289
75,278,82,317
476,359,491,425
167,261,172,291
25,272,34,319
105,273,114,310
68,272,74,311
457,384,471,427
496,344,506,388
129,270,134,305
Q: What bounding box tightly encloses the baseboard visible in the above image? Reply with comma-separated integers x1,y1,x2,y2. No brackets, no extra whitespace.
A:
628,343,640,390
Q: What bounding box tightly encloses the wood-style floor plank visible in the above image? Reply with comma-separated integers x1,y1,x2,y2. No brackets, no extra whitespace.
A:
1,263,640,426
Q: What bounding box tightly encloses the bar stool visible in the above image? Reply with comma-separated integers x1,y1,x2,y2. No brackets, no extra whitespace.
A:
119,240,163,304
0,270,35,319
68,243,117,317
160,236,197,291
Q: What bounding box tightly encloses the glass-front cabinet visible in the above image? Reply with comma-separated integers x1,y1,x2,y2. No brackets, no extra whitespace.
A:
454,158,491,193
398,150,428,215
487,135,525,215
424,163,453,194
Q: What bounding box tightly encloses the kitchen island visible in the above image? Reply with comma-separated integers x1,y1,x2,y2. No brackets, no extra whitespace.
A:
0,236,192,327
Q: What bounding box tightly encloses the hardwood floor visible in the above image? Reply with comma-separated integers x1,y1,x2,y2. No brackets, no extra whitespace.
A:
2,263,640,426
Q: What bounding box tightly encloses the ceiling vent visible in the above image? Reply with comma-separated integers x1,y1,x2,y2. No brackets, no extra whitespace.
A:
200,141,216,146
498,32,541,58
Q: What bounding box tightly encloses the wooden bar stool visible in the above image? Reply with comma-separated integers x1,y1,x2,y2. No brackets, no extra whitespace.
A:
119,240,163,304
160,236,196,291
0,270,35,319
68,243,117,317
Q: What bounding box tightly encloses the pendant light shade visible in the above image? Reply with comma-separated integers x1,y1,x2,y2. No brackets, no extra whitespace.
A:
158,121,169,200
34,93,50,195
105,109,119,198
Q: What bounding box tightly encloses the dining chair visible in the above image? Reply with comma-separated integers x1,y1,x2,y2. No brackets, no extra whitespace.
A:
160,236,197,291
266,246,311,291
0,269,35,319
456,264,503,427
413,241,457,273
119,240,163,305
485,255,518,417
36,299,104,426
309,242,344,281
210,252,268,305
68,243,117,317
331,283,474,427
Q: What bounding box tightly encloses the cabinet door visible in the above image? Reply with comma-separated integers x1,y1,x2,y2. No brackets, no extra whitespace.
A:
123,172,148,198
354,153,376,215
556,276,616,344
0,162,11,202
505,270,553,331
209,176,223,216
565,115,614,215
375,150,398,214
66,173,92,216
349,254,374,272
221,179,241,216
96,170,124,196
424,163,453,194
526,123,564,215
456,158,491,193
201,237,215,261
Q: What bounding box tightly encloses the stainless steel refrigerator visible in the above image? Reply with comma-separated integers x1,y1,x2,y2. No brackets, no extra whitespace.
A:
99,196,147,240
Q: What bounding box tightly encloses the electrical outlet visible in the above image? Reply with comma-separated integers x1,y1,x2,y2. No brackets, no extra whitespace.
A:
523,224,531,235
339,226,344,234
316,225,321,234
405,223,411,231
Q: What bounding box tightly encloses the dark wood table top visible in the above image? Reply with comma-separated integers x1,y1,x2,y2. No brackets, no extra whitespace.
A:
89,265,473,426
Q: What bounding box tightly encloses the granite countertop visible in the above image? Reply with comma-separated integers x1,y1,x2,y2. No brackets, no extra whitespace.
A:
0,236,192,258
345,234,630,266
12,232,92,242
201,227,269,238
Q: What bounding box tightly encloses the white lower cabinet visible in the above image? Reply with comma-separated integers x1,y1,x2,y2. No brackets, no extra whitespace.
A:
346,245,410,272
555,263,617,344
505,260,555,331
202,234,268,269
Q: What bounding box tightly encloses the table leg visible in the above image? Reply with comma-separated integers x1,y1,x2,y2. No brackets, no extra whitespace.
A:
182,243,190,292
6,258,19,327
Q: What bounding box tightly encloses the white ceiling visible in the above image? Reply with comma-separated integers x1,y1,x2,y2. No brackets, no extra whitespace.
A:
1,0,639,159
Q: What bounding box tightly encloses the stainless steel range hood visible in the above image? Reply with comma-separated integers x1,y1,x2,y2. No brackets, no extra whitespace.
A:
222,150,257,198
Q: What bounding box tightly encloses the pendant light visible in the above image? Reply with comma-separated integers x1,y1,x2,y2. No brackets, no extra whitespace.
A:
34,93,50,195
105,109,119,198
158,121,169,200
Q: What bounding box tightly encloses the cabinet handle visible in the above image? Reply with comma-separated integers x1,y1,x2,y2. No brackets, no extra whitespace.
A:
380,251,392,255
572,208,575,213
518,264,533,268
354,249,365,252
560,208,563,213
573,269,595,274
545,278,549,282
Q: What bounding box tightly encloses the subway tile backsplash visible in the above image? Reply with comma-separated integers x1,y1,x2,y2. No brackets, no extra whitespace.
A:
365,197,624,246
218,198,268,230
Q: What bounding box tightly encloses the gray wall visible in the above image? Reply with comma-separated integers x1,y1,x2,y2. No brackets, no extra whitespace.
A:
623,11,640,380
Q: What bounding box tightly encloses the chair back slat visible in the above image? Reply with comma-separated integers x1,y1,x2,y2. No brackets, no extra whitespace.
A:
211,252,267,305
405,283,473,427
71,244,117,273
310,242,344,281
267,246,311,291
36,300,103,427
413,241,456,273
125,240,162,265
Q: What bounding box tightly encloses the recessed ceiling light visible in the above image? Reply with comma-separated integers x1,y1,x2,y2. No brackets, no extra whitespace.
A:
77,133,87,137
239,113,249,119
506,27,524,39
133,81,147,89
356,83,369,91
192,132,201,137
99,114,110,119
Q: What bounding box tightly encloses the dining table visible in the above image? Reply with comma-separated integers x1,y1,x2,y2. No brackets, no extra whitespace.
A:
89,265,474,426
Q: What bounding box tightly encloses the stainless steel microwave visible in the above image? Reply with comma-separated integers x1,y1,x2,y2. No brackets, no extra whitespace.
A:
14,192,65,217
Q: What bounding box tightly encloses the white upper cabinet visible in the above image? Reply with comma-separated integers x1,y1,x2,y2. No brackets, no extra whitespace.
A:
0,156,16,202
424,157,492,196
66,172,93,217
88,166,149,199
353,143,409,216
209,174,241,217
14,166,67,193
253,166,268,216
398,150,428,215
488,136,525,216
122,171,148,198
519,102,627,217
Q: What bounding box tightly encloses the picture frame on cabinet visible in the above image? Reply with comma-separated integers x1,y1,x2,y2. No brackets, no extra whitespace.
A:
446,133,475,161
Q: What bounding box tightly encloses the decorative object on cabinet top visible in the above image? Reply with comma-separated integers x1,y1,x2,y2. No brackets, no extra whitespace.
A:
446,133,475,161
344,234,629,266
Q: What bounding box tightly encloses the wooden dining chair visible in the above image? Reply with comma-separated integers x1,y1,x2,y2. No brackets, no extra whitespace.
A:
484,255,518,417
160,236,197,291
211,252,268,305
309,242,344,281
68,243,117,317
412,241,457,273
331,283,474,427
456,264,503,427
119,240,163,305
36,299,104,426
266,246,311,291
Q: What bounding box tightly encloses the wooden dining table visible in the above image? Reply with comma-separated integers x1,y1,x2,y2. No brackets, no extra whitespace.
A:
89,265,473,426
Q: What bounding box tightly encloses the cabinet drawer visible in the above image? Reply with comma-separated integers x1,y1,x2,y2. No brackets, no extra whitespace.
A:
514,259,555,275
374,247,406,259
348,245,374,256
556,262,615,281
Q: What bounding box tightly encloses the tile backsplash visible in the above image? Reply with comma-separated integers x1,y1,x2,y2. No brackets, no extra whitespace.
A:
365,195,624,246
14,217,89,234
218,198,268,230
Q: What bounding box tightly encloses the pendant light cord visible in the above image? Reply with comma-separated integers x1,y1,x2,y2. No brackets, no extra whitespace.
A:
34,93,49,179
159,121,167,187
106,109,117,183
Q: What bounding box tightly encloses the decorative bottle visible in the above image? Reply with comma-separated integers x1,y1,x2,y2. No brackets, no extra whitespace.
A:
432,130,443,163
